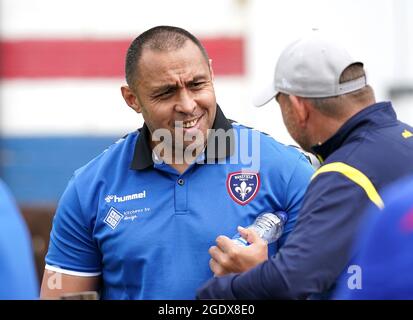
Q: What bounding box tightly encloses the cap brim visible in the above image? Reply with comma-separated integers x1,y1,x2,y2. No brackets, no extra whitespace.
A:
253,83,277,107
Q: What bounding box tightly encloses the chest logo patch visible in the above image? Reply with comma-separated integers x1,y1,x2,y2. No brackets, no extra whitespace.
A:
104,207,124,229
227,171,260,205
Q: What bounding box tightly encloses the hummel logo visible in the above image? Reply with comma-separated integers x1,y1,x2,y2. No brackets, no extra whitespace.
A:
105,191,146,203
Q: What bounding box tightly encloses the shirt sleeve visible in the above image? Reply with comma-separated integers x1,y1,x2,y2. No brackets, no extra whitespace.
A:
45,176,102,275
278,153,314,247
197,172,373,299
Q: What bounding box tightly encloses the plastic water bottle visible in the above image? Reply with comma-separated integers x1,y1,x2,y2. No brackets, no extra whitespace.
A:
232,212,288,246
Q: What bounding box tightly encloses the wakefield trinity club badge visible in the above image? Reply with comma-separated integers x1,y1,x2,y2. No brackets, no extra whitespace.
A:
227,172,260,205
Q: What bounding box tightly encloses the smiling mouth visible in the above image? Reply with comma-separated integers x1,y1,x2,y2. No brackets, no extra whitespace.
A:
178,114,203,129
183,118,199,128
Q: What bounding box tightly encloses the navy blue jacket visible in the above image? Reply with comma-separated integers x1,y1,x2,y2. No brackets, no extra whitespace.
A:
197,101,413,299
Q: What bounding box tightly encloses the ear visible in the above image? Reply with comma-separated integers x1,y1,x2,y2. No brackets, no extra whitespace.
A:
208,59,215,81
288,95,310,127
121,85,142,113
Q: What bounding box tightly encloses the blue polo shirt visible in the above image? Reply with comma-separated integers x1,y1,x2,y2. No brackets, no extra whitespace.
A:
0,179,38,299
45,105,313,299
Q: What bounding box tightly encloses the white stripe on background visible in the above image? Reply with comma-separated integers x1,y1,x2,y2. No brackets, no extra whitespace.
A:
1,78,267,137
1,79,140,135
0,0,246,39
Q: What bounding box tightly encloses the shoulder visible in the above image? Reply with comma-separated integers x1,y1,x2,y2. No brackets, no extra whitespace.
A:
0,180,18,219
309,158,384,211
325,121,413,186
73,131,138,180
229,122,314,186
54,132,139,222
230,121,309,161
0,179,19,213
0,179,11,199
60,131,139,206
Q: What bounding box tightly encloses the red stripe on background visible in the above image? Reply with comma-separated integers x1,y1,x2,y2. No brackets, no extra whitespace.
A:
0,38,244,78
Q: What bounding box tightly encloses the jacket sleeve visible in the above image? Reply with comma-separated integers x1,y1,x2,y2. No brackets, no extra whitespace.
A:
278,153,314,247
197,172,374,299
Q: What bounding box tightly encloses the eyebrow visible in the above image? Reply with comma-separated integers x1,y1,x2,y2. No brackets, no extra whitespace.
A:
188,75,209,83
151,84,177,96
151,75,209,95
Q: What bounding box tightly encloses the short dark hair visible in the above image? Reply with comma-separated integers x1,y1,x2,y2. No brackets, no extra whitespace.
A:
125,26,209,89
308,63,375,118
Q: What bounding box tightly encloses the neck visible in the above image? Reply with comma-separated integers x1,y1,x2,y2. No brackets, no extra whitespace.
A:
169,162,190,174
311,103,371,146
311,117,344,146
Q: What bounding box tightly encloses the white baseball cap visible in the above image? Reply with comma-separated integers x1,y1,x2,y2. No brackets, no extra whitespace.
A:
254,33,367,107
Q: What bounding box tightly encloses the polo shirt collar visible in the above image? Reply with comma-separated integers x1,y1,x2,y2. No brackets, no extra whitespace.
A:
311,101,397,162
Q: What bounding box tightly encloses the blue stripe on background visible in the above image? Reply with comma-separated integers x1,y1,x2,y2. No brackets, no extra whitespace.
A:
0,136,119,205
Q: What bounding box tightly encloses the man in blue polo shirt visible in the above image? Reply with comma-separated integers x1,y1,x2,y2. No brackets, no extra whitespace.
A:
40,26,313,299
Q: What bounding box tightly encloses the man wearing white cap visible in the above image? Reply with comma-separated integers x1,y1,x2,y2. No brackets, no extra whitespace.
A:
197,33,413,299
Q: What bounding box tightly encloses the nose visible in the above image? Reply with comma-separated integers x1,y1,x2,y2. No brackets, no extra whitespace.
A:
175,89,196,114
